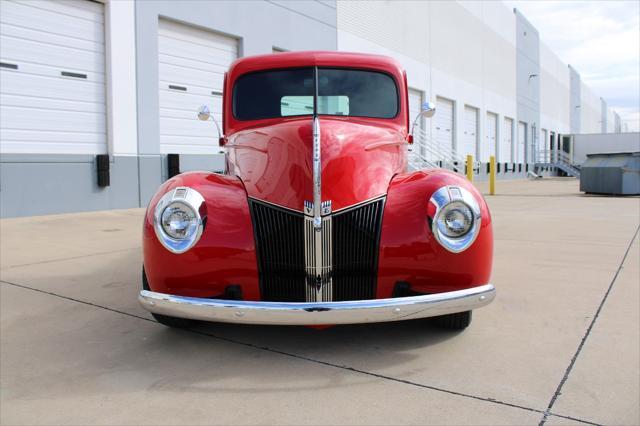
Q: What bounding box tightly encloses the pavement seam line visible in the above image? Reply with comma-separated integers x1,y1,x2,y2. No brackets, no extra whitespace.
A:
538,225,640,426
0,279,601,425
0,247,140,270
547,413,603,426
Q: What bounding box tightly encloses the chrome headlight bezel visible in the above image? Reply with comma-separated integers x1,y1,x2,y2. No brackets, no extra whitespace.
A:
428,186,482,253
153,187,206,254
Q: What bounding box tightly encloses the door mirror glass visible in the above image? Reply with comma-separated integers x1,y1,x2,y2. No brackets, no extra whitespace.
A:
197,105,211,121
420,101,436,118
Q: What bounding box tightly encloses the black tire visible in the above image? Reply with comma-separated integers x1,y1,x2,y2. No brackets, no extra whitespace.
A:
142,268,195,329
432,311,472,330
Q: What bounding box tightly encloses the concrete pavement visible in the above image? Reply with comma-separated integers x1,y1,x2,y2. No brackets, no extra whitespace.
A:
1,178,638,425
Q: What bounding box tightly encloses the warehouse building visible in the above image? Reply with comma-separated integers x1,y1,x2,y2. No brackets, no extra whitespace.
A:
0,0,627,217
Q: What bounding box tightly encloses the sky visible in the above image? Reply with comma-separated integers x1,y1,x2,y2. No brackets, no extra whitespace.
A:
505,0,640,131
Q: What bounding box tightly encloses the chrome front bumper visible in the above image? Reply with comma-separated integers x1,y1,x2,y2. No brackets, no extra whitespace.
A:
138,284,495,326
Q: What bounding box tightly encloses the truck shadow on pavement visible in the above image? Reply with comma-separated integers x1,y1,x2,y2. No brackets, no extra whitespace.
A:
133,318,466,395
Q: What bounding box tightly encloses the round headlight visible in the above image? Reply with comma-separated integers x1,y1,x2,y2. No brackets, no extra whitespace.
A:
436,201,474,238
161,202,198,240
153,187,206,254
428,186,482,253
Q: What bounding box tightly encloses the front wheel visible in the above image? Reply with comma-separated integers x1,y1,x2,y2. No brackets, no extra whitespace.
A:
432,311,472,330
142,268,195,329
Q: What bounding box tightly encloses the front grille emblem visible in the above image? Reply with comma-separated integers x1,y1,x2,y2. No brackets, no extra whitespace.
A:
321,200,332,215
304,200,313,216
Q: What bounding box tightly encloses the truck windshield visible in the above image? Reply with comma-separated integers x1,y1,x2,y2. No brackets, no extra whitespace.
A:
232,68,398,120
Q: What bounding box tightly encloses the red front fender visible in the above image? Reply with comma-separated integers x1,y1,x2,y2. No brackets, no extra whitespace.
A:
143,172,261,300
376,169,493,298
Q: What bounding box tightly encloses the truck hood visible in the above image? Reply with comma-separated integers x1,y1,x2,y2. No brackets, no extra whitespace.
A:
226,117,407,212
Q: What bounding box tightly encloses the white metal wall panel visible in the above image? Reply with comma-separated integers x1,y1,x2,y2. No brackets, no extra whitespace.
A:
435,97,453,155
502,117,513,162
408,88,424,157
0,0,106,154
517,121,526,163
158,19,238,154
462,105,478,158
484,112,497,162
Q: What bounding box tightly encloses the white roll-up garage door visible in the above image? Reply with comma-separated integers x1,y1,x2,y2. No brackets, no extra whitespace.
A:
517,121,526,164
502,117,513,162
462,105,478,158
484,112,497,162
408,88,423,128
435,97,453,157
540,128,548,162
0,0,106,155
158,19,238,155
408,88,424,157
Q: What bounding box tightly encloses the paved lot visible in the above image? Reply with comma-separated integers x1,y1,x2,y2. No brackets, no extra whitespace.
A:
1,178,638,425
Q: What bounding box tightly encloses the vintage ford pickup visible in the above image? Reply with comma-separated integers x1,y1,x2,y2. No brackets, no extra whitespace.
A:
139,51,495,330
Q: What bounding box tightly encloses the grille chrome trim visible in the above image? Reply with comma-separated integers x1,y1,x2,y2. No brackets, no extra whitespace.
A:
332,194,387,213
305,215,333,302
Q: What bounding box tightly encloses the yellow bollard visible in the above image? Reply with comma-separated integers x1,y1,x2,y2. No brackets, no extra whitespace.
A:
489,155,496,195
466,155,474,182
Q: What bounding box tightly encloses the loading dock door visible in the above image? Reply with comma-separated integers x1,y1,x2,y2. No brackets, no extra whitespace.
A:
435,97,454,157
502,117,513,162
484,112,497,162
463,105,478,158
0,0,106,155
517,122,526,164
158,19,238,155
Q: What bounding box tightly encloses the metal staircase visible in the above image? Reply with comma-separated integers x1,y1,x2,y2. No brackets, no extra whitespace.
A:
408,126,467,174
408,125,580,179
536,151,581,178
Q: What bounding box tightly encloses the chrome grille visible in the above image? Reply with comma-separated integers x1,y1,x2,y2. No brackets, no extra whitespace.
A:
250,197,385,302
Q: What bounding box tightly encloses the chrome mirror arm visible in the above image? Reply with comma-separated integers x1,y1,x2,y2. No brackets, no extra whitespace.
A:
409,101,436,137
209,116,223,141
410,115,422,138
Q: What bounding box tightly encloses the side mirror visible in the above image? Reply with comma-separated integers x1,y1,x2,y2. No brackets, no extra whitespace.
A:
196,105,224,144
197,105,211,121
409,101,436,143
420,101,436,118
